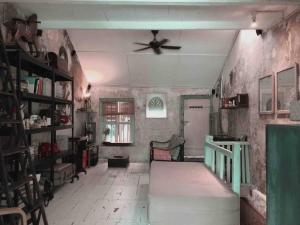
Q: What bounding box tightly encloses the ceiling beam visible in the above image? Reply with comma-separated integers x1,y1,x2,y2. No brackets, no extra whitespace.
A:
2,0,300,6
40,20,274,29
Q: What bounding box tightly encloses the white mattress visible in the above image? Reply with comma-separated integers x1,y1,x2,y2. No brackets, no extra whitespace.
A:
149,162,240,225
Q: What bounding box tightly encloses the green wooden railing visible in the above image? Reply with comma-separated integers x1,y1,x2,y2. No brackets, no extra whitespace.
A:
204,135,251,195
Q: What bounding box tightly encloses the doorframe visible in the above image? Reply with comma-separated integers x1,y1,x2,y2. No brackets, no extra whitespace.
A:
179,94,212,143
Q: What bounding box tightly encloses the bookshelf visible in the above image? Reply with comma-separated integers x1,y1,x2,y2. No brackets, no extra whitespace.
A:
220,93,249,109
6,46,75,196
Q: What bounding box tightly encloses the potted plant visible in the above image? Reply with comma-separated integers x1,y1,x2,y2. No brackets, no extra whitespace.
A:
103,128,110,142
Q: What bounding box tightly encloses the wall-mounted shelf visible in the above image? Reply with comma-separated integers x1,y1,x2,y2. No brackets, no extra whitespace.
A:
24,125,73,134
24,127,52,134
220,94,249,109
6,45,53,79
54,68,72,81
55,97,73,105
21,92,52,103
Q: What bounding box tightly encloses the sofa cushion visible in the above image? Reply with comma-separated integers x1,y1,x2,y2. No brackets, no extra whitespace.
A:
153,149,172,161
149,162,240,225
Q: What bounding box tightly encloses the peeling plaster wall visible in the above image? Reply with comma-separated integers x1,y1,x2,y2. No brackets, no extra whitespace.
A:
88,86,209,162
220,11,300,216
39,29,89,137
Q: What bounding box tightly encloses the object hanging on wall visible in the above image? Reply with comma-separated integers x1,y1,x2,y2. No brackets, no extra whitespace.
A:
259,75,274,114
146,93,167,118
4,14,42,57
289,100,300,121
276,63,299,114
83,84,92,110
46,46,69,73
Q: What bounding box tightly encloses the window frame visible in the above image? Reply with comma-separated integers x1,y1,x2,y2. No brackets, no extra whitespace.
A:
99,98,135,146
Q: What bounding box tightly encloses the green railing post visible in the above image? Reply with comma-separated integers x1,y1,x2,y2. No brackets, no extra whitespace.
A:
245,145,251,184
205,135,213,168
232,143,241,195
219,154,224,180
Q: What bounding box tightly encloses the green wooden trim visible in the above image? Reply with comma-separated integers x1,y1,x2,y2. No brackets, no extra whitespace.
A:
204,135,213,167
232,143,241,195
213,141,250,145
205,142,232,157
204,135,250,195
219,154,225,180
245,145,251,184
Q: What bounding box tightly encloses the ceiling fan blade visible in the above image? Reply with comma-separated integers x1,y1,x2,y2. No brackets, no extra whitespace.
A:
153,47,161,55
158,39,169,46
161,45,181,50
134,46,151,52
134,42,149,46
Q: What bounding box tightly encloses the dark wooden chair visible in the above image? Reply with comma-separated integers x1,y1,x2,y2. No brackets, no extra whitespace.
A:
150,135,185,162
0,207,27,225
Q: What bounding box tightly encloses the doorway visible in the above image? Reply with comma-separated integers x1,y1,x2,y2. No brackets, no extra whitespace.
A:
180,95,211,161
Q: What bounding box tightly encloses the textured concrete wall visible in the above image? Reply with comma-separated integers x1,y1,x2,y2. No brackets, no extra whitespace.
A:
220,11,300,216
39,29,89,137
89,86,209,161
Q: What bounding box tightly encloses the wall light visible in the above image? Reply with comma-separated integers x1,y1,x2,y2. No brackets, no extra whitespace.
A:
251,13,257,28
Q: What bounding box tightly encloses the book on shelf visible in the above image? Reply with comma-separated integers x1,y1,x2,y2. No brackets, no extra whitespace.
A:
36,79,43,95
43,78,51,96
26,76,36,93
24,76,51,96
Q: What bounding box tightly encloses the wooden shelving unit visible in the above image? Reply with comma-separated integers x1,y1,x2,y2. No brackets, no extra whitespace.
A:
6,46,75,193
220,93,249,109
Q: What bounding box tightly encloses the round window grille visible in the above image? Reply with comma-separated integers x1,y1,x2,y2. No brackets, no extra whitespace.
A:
148,96,164,110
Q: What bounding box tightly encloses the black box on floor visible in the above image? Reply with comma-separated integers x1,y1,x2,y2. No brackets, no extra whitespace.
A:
108,155,129,168
90,152,98,166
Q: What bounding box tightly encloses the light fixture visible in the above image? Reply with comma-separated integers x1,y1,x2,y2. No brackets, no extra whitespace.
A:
256,29,263,36
251,13,257,28
83,83,92,110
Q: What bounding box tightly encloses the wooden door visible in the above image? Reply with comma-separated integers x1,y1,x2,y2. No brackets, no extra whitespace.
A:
183,98,210,158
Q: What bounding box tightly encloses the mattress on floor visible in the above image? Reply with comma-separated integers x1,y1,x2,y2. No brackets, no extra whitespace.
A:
149,161,240,225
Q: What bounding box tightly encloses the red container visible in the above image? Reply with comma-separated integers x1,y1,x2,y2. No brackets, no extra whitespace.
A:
82,150,88,169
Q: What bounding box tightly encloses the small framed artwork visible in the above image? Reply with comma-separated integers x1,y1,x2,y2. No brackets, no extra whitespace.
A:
259,75,274,114
146,93,167,118
276,63,299,114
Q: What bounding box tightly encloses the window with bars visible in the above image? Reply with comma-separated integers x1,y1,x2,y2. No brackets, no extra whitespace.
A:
100,98,135,145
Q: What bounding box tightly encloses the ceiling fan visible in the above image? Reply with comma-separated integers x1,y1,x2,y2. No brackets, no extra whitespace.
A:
134,30,181,55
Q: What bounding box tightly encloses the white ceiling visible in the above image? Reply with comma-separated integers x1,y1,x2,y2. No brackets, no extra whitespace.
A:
67,29,235,87
13,3,298,29
11,1,300,88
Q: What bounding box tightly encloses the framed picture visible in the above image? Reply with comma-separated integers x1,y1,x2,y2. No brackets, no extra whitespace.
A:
276,63,299,114
146,93,167,118
259,75,274,114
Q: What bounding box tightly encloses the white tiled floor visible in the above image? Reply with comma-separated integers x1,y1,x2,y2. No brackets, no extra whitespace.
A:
45,162,149,225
